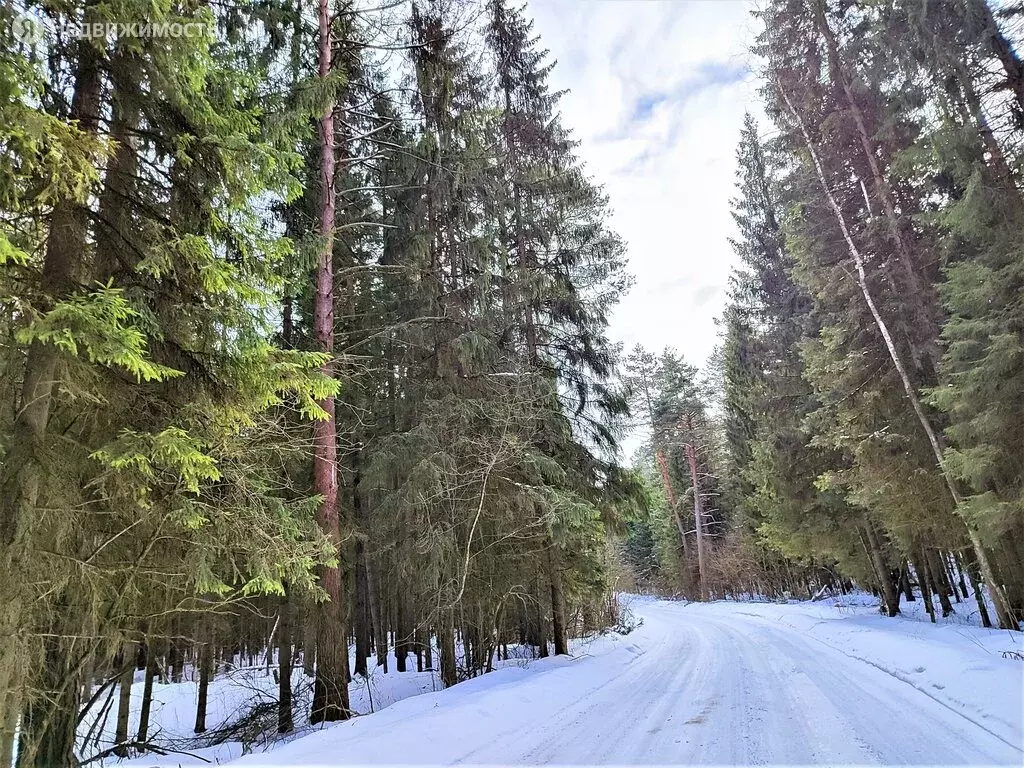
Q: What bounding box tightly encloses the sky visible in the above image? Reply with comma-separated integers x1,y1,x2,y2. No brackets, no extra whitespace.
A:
525,0,764,370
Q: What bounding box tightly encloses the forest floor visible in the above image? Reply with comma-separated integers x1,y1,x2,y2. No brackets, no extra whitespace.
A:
116,594,1024,766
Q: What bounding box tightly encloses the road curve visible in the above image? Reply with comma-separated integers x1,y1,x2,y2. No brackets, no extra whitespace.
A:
448,601,1021,765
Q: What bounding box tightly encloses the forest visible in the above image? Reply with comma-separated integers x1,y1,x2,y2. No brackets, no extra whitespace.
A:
624,0,1024,631
0,0,1021,764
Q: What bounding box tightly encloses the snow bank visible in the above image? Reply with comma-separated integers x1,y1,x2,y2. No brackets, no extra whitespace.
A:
109,629,633,767
99,655,445,766
223,628,637,766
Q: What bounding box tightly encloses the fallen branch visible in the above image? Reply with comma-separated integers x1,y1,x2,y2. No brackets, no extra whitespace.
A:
80,741,212,765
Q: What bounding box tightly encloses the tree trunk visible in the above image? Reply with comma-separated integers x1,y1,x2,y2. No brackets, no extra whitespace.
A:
135,641,147,672
395,590,408,673
439,609,457,688
942,552,962,603
354,542,370,677
998,536,1024,623
16,634,82,768
942,557,958,606
351,442,370,682
277,591,293,733
113,644,135,756
0,689,18,768
174,644,185,683
926,548,956,617
962,550,993,628
534,572,549,658
914,550,937,623
942,45,1024,202
952,552,970,601
0,16,102,546
899,562,915,601
93,44,140,285
547,543,568,656
365,560,387,672
309,0,350,724
136,641,158,743
264,613,280,673
303,608,316,677
860,526,898,616
968,0,1024,119
657,448,690,564
312,592,349,722
464,622,478,677
352,442,369,678
684,421,707,600
194,638,212,733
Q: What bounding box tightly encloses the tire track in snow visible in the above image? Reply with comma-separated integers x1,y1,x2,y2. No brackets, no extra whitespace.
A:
727,607,1023,753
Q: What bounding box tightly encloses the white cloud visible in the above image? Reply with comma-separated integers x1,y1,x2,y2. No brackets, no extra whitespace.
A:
527,0,766,369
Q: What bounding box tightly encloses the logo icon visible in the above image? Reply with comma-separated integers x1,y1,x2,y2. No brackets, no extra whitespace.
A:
12,16,45,44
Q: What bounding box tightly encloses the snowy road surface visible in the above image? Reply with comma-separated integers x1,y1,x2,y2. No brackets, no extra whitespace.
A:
223,597,1023,766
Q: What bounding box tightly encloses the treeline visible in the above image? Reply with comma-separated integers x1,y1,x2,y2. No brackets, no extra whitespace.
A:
622,0,1024,628
619,343,839,603
0,0,642,763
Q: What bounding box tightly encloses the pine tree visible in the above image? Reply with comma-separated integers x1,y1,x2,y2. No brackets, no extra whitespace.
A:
879,0,1024,625
745,0,1024,626
2,0,346,759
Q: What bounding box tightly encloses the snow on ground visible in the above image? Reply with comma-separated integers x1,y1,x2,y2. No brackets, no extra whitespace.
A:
90,652,446,765
115,594,1024,766
689,594,1024,751
105,638,611,766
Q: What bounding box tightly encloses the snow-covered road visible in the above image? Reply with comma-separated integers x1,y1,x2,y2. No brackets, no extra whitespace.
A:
224,597,1023,765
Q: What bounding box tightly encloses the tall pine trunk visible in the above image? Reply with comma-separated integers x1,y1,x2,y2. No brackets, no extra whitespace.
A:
0,690,18,768
353,444,370,678
657,448,690,565
684,415,707,600
310,0,350,724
